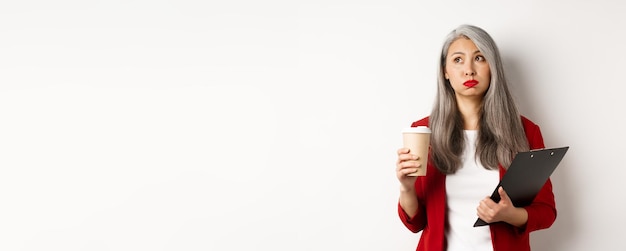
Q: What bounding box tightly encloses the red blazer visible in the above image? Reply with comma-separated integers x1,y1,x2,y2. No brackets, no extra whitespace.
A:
398,116,556,251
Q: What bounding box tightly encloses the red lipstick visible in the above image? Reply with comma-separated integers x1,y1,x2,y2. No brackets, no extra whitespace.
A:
463,80,478,88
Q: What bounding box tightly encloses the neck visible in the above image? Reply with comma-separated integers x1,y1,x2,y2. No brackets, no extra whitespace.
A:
456,97,482,130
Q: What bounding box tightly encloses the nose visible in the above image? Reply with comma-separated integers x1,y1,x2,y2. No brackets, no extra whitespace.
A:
464,62,476,76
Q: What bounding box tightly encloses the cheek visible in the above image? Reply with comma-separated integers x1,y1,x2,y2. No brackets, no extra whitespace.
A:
480,65,491,77
444,65,457,79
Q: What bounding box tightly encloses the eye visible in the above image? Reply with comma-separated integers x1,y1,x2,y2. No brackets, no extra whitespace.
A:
475,55,486,62
453,57,462,63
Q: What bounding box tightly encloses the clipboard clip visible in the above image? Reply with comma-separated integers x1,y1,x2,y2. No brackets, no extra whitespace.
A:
531,151,557,158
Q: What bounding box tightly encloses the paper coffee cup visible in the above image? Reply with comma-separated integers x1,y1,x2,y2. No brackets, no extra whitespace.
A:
402,126,431,176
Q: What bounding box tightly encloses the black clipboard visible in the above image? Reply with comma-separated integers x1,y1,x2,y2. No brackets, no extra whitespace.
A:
473,146,569,227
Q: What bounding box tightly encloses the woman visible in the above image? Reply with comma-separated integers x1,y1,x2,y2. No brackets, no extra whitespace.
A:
395,24,556,251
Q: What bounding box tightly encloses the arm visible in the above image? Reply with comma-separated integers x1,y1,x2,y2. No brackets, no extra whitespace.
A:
399,185,419,218
477,118,557,230
397,148,420,218
479,179,556,232
522,178,556,232
397,189,427,233
396,147,426,232
477,186,529,227
523,118,557,231
502,117,557,232
397,117,430,232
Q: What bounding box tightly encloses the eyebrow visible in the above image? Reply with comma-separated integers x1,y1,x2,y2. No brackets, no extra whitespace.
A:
450,50,481,56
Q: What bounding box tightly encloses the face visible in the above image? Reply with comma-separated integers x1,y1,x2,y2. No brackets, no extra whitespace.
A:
444,37,491,100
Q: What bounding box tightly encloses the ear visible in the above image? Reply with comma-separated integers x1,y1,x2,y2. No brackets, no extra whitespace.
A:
444,73,449,80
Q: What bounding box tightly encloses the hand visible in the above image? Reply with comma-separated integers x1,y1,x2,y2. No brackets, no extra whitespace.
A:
396,147,422,191
476,187,528,227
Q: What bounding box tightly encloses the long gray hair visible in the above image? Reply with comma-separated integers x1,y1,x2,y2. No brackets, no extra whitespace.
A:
429,24,529,174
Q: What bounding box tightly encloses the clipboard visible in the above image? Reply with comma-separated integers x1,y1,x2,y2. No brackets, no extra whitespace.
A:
473,146,569,227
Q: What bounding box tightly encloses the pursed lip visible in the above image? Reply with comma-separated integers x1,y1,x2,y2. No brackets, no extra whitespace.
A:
463,80,478,88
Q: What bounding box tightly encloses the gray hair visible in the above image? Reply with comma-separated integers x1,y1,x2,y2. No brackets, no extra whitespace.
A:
429,24,529,174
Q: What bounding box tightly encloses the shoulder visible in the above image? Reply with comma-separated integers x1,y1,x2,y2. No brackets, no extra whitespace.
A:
520,115,540,131
410,116,430,127
520,115,545,149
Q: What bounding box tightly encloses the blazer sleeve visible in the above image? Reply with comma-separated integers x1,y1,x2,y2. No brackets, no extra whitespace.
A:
398,191,427,233
519,119,557,234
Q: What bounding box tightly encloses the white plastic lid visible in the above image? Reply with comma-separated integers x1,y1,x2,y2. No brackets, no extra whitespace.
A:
402,126,431,133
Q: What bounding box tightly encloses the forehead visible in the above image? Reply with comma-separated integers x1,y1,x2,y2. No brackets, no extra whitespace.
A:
447,37,480,55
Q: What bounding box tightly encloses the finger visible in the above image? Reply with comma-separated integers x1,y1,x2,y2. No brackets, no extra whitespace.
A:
397,157,420,168
480,197,498,209
398,154,419,162
396,160,419,172
498,187,511,203
396,162,411,172
399,160,421,169
397,148,410,154
397,166,419,176
476,207,492,222
401,168,420,176
477,202,496,218
396,163,418,176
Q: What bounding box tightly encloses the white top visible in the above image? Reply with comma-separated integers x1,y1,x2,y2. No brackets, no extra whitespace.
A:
445,130,499,251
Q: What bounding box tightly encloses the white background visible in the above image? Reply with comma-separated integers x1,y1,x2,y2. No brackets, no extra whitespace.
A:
1,0,624,250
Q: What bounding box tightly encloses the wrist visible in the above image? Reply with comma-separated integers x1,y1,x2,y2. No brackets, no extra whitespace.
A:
399,184,415,193
506,207,528,227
